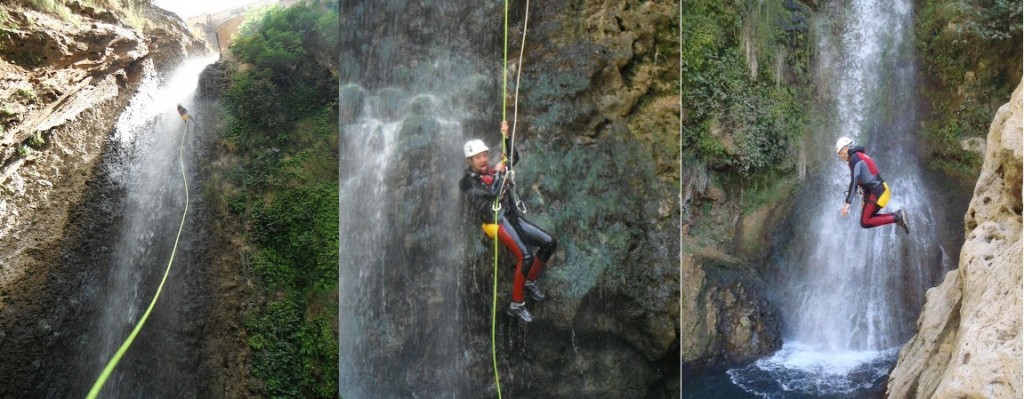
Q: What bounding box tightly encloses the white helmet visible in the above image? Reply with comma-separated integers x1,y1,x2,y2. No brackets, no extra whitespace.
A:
834,136,853,154
464,139,489,158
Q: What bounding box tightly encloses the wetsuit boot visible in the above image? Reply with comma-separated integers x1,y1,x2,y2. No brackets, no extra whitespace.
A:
524,280,545,301
524,257,546,300
895,209,911,234
508,301,533,323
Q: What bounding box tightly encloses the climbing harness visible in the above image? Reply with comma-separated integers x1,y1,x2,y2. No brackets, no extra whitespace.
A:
86,115,192,399
489,0,530,397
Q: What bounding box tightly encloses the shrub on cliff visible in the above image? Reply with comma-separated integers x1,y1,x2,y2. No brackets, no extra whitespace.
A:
915,0,1022,181
229,2,338,130
218,2,339,398
681,0,812,175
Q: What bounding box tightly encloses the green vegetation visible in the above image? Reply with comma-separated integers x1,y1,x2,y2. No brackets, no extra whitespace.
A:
28,131,44,147
0,9,14,30
211,2,339,397
15,86,36,102
915,0,1022,180
25,0,70,17
681,0,813,175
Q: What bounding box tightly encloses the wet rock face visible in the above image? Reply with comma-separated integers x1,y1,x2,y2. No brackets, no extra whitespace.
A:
886,83,1022,399
679,167,785,373
0,4,207,162
342,0,679,397
340,1,502,88
681,252,782,370
466,1,680,396
0,3,204,395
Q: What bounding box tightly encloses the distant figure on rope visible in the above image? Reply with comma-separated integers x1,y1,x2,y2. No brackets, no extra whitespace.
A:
460,120,557,323
176,104,189,122
835,136,910,234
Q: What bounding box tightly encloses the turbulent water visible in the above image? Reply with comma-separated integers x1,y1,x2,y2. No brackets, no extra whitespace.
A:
40,56,217,398
725,1,955,397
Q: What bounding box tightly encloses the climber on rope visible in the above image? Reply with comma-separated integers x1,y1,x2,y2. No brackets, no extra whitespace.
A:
176,104,190,122
835,136,911,234
460,120,557,323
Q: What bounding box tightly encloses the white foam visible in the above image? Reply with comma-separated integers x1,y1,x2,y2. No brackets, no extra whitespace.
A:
728,342,899,397
761,342,894,375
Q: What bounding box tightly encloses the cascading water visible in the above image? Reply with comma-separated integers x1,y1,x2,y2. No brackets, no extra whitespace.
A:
39,56,217,398
339,2,508,396
339,56,494,397
723,1,955,397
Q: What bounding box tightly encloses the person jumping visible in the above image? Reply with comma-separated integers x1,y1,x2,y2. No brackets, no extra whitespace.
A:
835,136,910,234
460,120,557,323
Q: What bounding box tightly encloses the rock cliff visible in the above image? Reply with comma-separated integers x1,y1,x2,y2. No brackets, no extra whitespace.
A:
0,1,205,395
886,83,1022,398
679,180,786,371
341,1,680,397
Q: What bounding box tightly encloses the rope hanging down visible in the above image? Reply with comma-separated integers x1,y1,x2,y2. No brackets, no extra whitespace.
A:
488,0,509,395
490,0,529,397
508,0,530,215
87,117,192,399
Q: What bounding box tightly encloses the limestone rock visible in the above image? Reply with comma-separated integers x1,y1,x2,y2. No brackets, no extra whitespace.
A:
681,251,781,370
886,83,1023,398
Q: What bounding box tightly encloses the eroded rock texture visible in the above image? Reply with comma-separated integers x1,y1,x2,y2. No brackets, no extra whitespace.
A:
887,83,1022,399
0,2,206,395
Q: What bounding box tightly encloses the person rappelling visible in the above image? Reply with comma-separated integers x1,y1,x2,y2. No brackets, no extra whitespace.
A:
176,104,189,122
835,136,911,234
460,120,557,323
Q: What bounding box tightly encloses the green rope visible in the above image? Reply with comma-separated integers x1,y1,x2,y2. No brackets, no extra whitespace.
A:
501,0,508,122
489,1,510,397
490,206,502,399
86,119,191,399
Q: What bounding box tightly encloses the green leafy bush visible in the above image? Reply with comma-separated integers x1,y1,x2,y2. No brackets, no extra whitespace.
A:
28,131,44,147
228,4,338,130
211,3,340,398
681,1,812,174
915,0,1022,180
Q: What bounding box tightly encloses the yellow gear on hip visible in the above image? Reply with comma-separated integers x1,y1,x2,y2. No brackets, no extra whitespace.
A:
876,182,891,208
482,223,499,238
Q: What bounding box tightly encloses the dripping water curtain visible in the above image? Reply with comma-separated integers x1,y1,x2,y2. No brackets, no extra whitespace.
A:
87,117,192,399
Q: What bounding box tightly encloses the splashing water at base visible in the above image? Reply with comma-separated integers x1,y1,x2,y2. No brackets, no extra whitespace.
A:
726,343,898,398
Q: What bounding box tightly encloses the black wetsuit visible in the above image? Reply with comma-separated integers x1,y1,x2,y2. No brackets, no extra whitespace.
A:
459,137,557,303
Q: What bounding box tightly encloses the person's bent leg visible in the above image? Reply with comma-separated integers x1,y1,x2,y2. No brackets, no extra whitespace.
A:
513,216,557,281
860,194,896,228
497,218,532,302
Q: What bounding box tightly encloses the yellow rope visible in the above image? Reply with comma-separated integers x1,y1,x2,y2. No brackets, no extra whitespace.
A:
86,118,191,399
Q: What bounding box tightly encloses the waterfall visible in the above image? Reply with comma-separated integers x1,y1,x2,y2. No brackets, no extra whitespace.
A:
338,54,494,396
727,1,954,396
37,56,217,398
